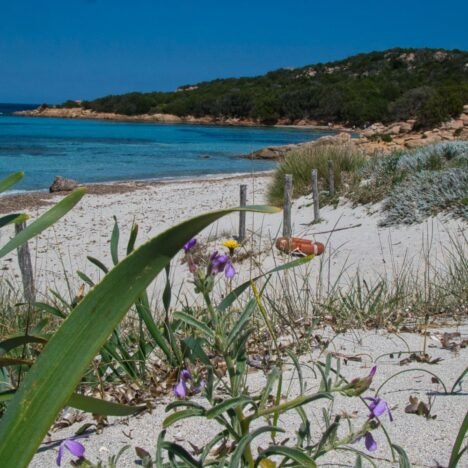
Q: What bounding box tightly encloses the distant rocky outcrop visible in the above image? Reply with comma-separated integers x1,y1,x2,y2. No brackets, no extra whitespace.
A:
246,106,468,159
49,176,79,193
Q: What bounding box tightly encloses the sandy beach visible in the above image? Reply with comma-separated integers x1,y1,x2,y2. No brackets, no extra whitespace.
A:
1,163,467,468
29,323,468,467
1,171,466,309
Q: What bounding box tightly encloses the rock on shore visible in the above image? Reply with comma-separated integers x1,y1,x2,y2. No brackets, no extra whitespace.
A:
246,106,468,159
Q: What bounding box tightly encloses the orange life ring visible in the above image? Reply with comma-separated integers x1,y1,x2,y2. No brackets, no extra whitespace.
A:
275,237,325,256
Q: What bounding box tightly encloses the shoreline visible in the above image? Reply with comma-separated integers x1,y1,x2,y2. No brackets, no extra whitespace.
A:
15,106,468,157
0,171,274,214
14,107,350,132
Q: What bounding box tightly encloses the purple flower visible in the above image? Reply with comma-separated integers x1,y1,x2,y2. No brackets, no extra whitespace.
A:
56,439,85,466
364,396,393,421
183,238,197,253
173,369,192,399
210,252,236,278
180,369,192,380
364,432,377,452
193,379,207,395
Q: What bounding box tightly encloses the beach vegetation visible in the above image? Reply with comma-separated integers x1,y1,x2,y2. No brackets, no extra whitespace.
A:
352,141,468,224
268,140,468,226
267,144,366,206
0,167,466,467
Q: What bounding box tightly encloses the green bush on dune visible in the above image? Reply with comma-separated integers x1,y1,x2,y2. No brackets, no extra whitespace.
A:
268,141,468,225
267,144,366,206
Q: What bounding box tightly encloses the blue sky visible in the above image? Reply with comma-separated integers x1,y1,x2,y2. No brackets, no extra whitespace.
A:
1,0,467,103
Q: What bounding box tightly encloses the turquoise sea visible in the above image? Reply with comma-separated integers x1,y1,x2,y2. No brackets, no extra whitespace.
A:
0,103,335,192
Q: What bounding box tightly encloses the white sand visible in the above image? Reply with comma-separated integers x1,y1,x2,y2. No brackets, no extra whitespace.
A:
29,324,468,467
1,173,467,466
0,172,466,307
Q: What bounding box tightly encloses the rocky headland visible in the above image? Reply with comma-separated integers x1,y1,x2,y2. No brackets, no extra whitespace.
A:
246,105,468,159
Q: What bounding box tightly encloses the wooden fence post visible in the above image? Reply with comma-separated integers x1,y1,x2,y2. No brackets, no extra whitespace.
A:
328,160,335,197
238,184,247,242
311,169,320,222
283,174,293,237
15,221,35,304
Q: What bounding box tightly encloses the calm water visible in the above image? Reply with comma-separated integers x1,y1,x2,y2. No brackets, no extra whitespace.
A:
0,103,335,192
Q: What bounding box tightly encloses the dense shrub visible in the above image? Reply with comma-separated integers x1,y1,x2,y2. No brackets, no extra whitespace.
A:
380,168,468,226
396,141,468,172
415,89,464,129
75,48,468,127
352,141,468,204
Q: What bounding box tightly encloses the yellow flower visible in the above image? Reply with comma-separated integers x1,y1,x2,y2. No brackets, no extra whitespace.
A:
223,239,240,250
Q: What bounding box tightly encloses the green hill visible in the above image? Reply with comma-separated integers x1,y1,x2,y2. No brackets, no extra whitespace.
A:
75,48,468,128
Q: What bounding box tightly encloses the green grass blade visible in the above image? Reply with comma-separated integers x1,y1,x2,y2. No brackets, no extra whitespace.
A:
0,172,24,193
206,395,253,419
127,223,138,255
110,215,120,265
448,411,468,468
0,335,47,355
87,256,109,274
0,188,86,259
68,393,146,416
0,213,29,229
0,391,144,416
134,300,175,366
163,408,206,428
229,426,283,468
257,446,317,466
391,444,411,468
0,205,278,467
77,271,95,287
173,311,215,340
33,302,67,319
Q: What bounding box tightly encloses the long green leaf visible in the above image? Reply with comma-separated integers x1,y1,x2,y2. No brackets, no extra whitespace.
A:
392,444,411,468
126,223,138,255
173,311,215,340
0,205,279,467
0,391,143,416
257,446,317,466
225,299,255,351
68,394,146,416
33,302,67,319
0,335,47,355
0,188,86,259
206,395,253,419
448,412,468,468
160,440,201,467
134,300,175,366
229,426,282,468
163,408,206,428
87,256,109,274
0,213,29,229
110,216,120,265
0,172,24,193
